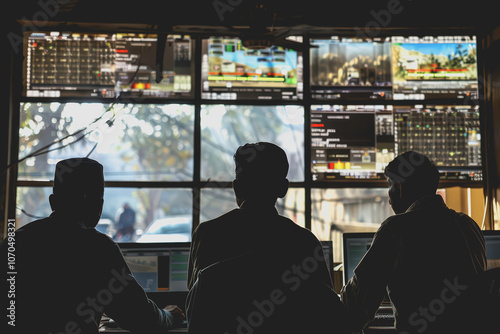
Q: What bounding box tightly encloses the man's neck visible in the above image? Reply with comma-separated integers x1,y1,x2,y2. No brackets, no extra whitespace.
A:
52,211,89,228
239,198,277,209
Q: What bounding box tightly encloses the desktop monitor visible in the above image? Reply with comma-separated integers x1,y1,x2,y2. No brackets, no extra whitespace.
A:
201,37,303,100
342,231,499,286
118,242,190,292
342,232,375,285
483,231,500,269
23,32,194,98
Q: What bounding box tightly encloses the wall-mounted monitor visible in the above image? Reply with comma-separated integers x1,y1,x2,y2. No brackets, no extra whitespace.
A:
310,37,392,100
201,37,303,100
394,105,482,181
311,104,482,182
311,104,395,181
391,35,478,100
23,32,194,99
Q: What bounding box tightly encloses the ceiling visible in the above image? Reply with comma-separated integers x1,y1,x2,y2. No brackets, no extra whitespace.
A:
5,0,498,35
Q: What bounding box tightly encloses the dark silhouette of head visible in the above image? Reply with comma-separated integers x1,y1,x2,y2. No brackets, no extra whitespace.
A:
232,142,289,206
49,158,105,228
384,151,440,214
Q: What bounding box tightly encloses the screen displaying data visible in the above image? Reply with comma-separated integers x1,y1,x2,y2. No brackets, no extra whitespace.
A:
23,32,193,98
201,37,303,100
311,104,482,181
120,244,190,292
311,105,394,180
343,233,374,284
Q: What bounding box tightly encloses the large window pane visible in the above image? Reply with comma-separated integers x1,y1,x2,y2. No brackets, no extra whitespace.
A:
16,187,52,227
103,188,192,243
200,187,305,227
201,105,304,182
16,187,192,242
18,103,194,181
311,188,392,262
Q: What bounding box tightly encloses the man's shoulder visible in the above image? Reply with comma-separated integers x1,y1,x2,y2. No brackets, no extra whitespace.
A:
450,209,482,235
196,208,240,233
15,216,52,232
87,228,117,244
279,216,319,239
379,213,405,230
79,228,123,258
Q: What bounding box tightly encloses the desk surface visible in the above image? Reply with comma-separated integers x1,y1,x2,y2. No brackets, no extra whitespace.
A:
99,327,398,334
99,327,187,333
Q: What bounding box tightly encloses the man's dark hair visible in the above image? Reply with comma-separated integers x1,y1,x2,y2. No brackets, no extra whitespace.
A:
384,151,440,195
234,142,289,185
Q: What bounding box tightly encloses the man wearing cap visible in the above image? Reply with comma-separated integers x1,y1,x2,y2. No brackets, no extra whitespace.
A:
0,158,184,334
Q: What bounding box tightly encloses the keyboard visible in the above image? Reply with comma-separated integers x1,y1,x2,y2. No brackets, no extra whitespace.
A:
368,304,395,327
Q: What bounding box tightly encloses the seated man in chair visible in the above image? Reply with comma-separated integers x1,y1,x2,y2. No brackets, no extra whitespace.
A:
341,151,487,333
1,158,184,334
187,142,348,334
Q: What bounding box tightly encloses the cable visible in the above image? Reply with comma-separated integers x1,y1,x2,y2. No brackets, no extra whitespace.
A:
16,206,46,220
86,142,99,158
30,133,88,158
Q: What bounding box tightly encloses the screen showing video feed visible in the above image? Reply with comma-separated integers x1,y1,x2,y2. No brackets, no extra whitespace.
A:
23,32,193,98
394,105,482,181
310,37,392,100
201,37,302,100
311,105,395,180
391,36,478,100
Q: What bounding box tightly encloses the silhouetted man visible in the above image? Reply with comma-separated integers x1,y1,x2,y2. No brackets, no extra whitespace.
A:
187,142,348,334
341,151,487,334
1,158,183,334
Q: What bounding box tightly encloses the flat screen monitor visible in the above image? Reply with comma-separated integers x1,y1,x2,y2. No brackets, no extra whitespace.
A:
310,37,392,100
342,232,374,285
391,35,478,100
394,105,482,181
23,32,194,99
311,104,395,181
342,231,499,285
118,242,190,292
483,231,500,270
201,37,303,100
311,104,482,182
